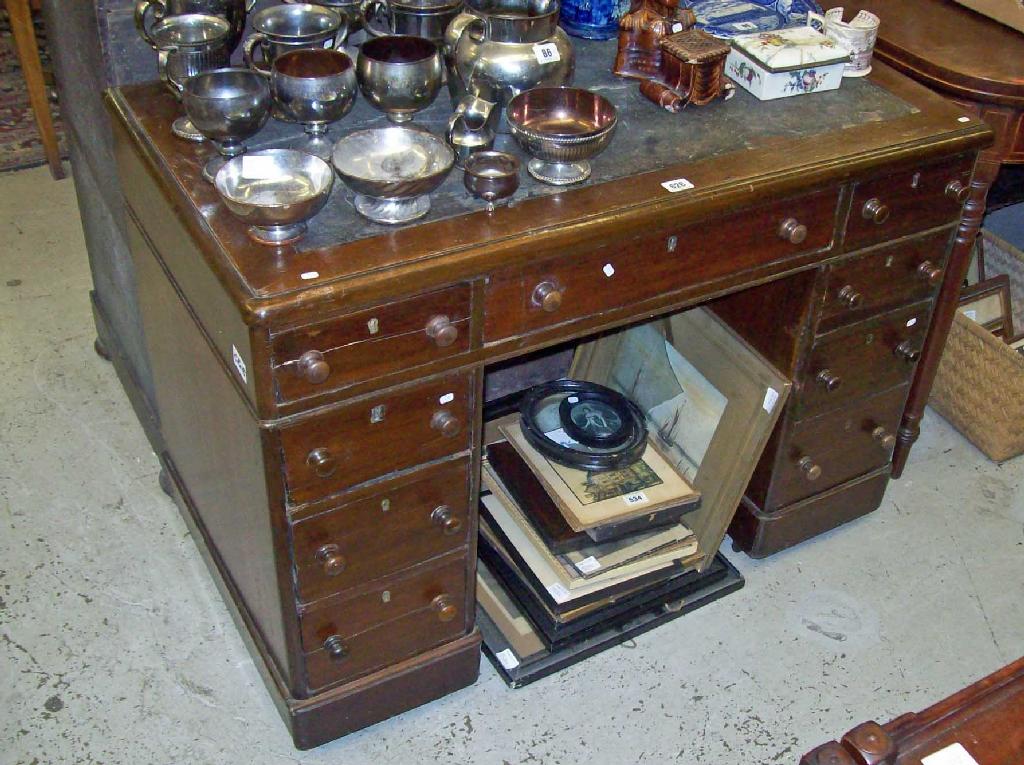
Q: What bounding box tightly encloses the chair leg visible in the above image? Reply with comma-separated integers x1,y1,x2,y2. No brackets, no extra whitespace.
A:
5,0,65,179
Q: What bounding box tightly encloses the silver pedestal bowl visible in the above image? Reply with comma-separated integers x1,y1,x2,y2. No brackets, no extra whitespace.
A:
332,126,454,224
506,86,617,185
271,48,357,159
214,149,334,244
356,35,443,123
182,67,272,182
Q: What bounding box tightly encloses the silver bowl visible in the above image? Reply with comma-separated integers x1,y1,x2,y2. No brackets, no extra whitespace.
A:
332,126,454,224
214,149,334,244
271,48,357,158
506,86,617,185
356,35,443,123
463,150,519,211
183,67,272,182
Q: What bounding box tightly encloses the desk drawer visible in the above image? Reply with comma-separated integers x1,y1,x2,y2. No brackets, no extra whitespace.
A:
292,458,471,603
845,156,973,249
819,230,950,332
796,302,929,419
279,372,473,505
484,188,840,341
271,285,472,405
766,385,906,509
300,556,468,690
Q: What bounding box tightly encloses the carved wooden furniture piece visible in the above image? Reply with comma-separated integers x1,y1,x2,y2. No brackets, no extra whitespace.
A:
105,60,989,748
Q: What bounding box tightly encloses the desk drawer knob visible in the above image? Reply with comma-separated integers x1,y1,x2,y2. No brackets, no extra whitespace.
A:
838,285,863,309
945,180,970,204
861,198,890,224
431,505,463,536
431,410,461,437
872,426,896,451
425,315,459,348
815,368,842,392
315,544,346,577
894,340,921,363
532,280,563,313
798,456,822,481
297,350,330,384
916,260,942,286
307,448,337,478
431,594,457,623
777,218,807,245
323,635,348,660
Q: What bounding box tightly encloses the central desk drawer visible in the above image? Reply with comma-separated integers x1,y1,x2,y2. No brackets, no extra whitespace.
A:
279,372,473,505
484,188,840,341
271,285,472,405
291,457,471,603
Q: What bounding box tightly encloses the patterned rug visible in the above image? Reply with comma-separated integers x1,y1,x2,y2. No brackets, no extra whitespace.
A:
0,10,67,173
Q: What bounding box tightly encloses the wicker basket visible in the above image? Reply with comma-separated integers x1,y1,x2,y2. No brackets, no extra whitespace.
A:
981,229,1024,332
930,311,1024,462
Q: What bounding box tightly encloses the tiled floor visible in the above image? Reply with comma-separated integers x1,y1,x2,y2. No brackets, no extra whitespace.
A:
2,165,1023,765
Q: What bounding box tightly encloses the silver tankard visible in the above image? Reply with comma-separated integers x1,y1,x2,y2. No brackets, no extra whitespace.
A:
135,0,255,50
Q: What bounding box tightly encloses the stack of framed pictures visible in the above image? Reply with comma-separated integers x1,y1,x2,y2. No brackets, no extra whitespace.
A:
477,307,792,686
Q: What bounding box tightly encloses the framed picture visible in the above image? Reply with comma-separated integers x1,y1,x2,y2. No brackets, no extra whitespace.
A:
959,274,1016,342
571,307,791,572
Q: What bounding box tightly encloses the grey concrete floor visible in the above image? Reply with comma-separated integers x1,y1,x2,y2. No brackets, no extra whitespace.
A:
2,165,1023,765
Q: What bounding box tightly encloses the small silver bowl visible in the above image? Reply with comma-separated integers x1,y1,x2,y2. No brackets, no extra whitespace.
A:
463,151,519,211
271,48,357,158
214,149,334,245
332,126,454,224
356,35,443,123
506,86,617,186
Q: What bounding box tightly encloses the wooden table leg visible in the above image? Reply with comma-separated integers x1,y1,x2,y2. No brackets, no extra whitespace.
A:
891,156,1000,477
5,0,65,179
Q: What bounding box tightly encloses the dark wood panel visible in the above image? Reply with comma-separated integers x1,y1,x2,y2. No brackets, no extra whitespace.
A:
292,458,472,603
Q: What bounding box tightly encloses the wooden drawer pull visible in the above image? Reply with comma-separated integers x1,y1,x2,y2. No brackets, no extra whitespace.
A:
815,368,842,392
431,594,457,622
431,410,462,437
837,285,863,309
425,314,459,348
777,217,807,245
532,280,563,312
431,505,463,536
945,179,970,204
315,544,346,577
893,340,921,363
297,350,331,384
861,198,890,224
872,426,896,451
916,260,942,286
323,635,348,660
307,447,338,478
798,456,822,481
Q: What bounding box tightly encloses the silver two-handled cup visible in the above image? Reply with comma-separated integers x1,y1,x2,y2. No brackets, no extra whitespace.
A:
360,0,463,43
243,4,350,76
135,0,255,50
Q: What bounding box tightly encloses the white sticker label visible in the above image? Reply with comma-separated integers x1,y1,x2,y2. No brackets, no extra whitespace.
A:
661,177,695,193
957,116,971,123
495,649,520,670
964,309,977,321
439,392,455,405
732,20,757,30
603,263,615,278
623,491,649,506
671,22,684,32
575,556,602,574
546,582,571,603
906,317,918,327
921,743,980,765
300,271,319,280
241,156,278,179
232,344,248,384
763,387,779,414
533,42,560,64
567,395,579,404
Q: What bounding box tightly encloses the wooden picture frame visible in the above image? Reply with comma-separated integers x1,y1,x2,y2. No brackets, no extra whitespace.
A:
959,274,1017,342
570,307,791,572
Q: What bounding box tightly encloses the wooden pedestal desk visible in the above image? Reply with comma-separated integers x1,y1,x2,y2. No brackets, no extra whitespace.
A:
105,59,990,748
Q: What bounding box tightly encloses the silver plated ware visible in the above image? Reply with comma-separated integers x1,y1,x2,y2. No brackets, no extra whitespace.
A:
150,13,234,142
243,4,349,76
271,49,357,159
135,0,255,51
214,149,334,244
356,35,443,123
183,67,272,182
332,126,454,224
506,86,616,185
361,0,462,43
283,0,365,35
462,150,519,211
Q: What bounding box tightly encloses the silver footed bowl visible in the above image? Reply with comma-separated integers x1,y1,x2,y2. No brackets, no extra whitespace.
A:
214,149,334,245
332,126,454,224
506,86,617,186
356,35,443,123
463,150,519,211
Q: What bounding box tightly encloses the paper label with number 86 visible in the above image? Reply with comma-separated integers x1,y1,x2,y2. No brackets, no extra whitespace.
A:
533,43,560,64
